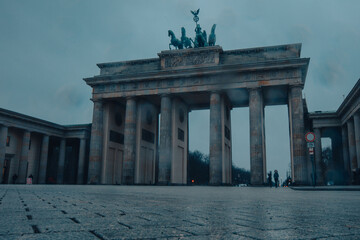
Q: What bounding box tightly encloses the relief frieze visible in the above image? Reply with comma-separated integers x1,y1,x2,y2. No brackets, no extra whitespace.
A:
163,52,217,69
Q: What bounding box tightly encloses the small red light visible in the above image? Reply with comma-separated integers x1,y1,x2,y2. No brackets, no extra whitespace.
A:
191,180,194,183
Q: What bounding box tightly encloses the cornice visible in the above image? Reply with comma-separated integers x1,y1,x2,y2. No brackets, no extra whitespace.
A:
84,58,309,86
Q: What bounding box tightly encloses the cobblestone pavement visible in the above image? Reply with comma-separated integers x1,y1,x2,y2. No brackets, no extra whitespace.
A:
0,185,359,240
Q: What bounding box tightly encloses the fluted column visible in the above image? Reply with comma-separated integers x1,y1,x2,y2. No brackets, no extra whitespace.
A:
314,128,323,185
342,125,350,183
158,95,172,184
57,138,66,184
88,100,103,184
249,88,265,185
122,97,137,184
347,119,357,180
18,130,31,183
209,92,222,185
288,85,307,185
0,125,8,183
38,135,49,184
77,138,86,184
354,112,360,169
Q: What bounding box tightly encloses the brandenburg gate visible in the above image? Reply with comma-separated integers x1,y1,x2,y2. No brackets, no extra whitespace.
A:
84,43,310,186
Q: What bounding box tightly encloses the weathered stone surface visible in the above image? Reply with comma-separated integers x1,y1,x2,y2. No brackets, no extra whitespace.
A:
347,119,357,173
38,135,49,184
18,131,30,184
159,95,172,184
289,85,308,185
342,125,351,183
0,125,8,182
158,46,222,70
353,112,360,168
249,88,265,185
77,138,86,184
209,92,222,185
88,101,103,184
314,128,323,185
56,138,66,184
122,98,137,184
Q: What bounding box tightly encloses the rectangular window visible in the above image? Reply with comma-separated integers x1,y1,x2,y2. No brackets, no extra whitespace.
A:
109,130,124,144
6,136,10,147
178,128,184,142
142,129,155,144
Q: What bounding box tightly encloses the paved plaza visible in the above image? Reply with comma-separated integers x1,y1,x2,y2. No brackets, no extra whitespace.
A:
0,185,359,239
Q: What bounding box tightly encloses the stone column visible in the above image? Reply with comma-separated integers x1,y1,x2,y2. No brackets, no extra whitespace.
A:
314,128,323,185
288,85,307,185
347,119,357,179
342,125,350,183
77,138,86,184
38,135,49,184
249,88,265,185
18,130,31,183
158,95,172,184
57,138,66,184
122,97,137,184
0,125,8,182
88,100,103,184
209,92,222,185
354,112,360,168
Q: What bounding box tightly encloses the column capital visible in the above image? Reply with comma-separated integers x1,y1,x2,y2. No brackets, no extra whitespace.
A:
289,83,304,90
125,96,137,101
247,86,261,91
90,98,103,103
347,117,354,124
23,129,31,134
160,93,172,99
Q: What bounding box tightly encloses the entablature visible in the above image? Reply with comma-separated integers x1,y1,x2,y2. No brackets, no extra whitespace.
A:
0,108,91,139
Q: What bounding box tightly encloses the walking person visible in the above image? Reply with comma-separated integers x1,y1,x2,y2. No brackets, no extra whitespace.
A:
12,174,18,184
268,171,272,188
274,170,279,188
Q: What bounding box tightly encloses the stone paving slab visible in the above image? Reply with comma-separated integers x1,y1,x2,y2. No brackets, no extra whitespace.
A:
0,185,360,239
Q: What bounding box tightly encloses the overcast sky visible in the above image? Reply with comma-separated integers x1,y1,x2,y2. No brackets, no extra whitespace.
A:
1,1,359,181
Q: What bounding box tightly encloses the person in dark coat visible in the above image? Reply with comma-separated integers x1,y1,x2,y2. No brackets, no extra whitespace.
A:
274,170,279,188
268,171,272,187
12,174,18,184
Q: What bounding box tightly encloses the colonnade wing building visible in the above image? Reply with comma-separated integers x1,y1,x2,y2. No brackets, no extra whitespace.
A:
0,108,90,184
309,79,360,185
1,44,359,186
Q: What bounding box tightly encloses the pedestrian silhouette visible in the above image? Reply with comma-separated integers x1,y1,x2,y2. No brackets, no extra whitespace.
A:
274,170,279,188
268,171,272,188
12,174,18,184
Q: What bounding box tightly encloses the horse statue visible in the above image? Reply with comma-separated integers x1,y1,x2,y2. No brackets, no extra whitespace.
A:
208,24,216,46
202,30,208,47
181,27,192,48
168,30,183,50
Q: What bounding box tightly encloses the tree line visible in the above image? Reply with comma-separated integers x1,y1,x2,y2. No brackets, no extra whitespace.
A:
188,150,250,185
